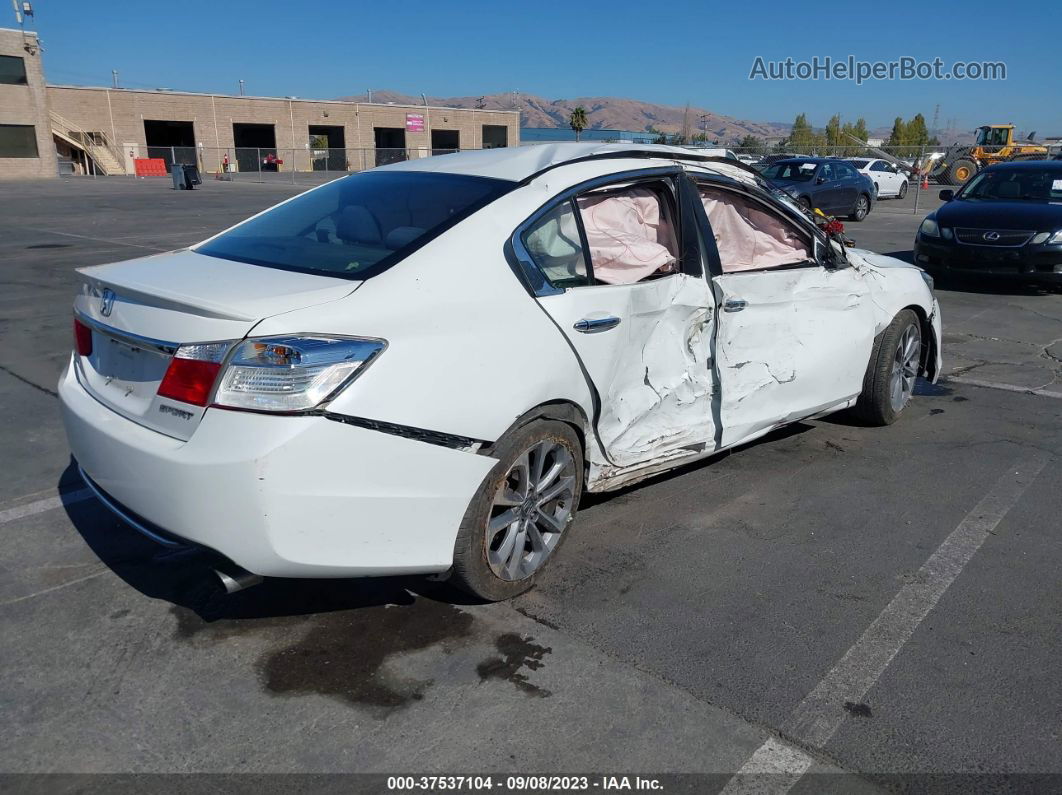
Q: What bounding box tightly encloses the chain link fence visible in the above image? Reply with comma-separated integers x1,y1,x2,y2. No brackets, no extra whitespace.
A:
131,146,468,187
82,141,955,216
696,143,943,215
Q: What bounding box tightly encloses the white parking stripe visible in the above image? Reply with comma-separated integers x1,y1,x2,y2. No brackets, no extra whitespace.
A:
0,488,93,525
719,737,816,795
947,376,1062,400
719,450,1049,790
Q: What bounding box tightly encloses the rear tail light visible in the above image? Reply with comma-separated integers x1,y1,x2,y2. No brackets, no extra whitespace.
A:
73,318,93,356
213,336,385,412
157,342,230,407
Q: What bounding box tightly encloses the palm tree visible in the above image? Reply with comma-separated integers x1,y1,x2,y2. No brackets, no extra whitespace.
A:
569,106,589,142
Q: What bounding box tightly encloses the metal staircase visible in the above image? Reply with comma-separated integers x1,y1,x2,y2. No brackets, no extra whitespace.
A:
50,111,126,175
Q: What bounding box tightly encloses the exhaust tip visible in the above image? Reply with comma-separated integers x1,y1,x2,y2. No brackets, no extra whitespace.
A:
213,566,264,594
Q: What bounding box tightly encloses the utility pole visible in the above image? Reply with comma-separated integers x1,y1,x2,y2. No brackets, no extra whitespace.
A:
699,113,709,140
931,103,940,140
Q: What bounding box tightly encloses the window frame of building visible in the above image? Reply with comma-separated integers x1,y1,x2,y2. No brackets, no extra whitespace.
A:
0,124,40,158
0,54,28,86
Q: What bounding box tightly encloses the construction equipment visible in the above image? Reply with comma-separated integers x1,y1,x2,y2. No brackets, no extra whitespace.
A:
931,124,1049,185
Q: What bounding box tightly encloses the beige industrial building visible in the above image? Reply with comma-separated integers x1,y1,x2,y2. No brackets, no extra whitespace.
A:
1,26,519,180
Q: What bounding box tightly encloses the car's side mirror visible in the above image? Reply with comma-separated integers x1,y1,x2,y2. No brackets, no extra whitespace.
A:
939,189,954,201
817,176,827,184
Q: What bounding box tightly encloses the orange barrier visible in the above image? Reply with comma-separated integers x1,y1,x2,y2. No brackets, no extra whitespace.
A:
134,158,167,177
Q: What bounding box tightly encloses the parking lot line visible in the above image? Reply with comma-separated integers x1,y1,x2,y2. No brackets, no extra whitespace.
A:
0,488,93,525
20,226,167,251
719,737,816,794
946,376,1062,400
719,449,1050,793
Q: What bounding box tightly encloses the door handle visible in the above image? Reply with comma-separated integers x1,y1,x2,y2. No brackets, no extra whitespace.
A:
723,299,747,313
573,316,621,334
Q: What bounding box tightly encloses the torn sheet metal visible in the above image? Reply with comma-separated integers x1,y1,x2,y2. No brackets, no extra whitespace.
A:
713,266,875,447
537,273,717,483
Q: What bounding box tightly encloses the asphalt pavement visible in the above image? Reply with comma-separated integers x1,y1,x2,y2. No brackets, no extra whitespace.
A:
0,176,1058,792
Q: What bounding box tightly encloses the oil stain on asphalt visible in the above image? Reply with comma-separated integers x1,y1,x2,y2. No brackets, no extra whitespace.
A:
171,592,552,714
476,633,553,698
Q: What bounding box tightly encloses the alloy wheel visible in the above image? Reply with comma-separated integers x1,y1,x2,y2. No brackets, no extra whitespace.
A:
855,196,869,219
890,323,921,412
485,439,577,581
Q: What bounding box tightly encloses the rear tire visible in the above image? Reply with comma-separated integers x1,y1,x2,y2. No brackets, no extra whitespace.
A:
450,420,584,601
853,310,922,426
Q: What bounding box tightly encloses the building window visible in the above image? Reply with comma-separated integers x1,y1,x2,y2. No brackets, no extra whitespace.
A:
482,125,508,149
0,55,28,85
0,124,39,158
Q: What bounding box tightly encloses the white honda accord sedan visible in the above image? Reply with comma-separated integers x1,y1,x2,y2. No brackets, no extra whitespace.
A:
60,144,942,601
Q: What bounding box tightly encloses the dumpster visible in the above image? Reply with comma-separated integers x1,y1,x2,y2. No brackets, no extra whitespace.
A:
171,163,202,190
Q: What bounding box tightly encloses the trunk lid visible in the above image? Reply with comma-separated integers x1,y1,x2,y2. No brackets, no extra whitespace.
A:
72,250,359,440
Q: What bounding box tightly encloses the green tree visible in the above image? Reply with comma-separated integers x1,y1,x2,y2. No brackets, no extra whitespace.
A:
738,134,764,153
885,116,907,154
905,113,930,149
839,117,869,156
569,106,588,142
825,114,843,149
788,112,817,153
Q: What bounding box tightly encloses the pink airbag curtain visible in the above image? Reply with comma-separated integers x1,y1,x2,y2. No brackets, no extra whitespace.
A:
576,188,678,285
699,187,808,272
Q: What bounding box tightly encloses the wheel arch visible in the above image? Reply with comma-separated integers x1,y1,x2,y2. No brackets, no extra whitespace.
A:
480,400,592,470
902,303,939,381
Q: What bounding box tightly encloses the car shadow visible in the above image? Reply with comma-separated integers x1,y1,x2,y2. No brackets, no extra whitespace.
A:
580,421,815,508
59,460,466,621
883,250,1062,296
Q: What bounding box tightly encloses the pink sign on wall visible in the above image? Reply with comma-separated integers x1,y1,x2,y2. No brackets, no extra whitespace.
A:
405,113,425,132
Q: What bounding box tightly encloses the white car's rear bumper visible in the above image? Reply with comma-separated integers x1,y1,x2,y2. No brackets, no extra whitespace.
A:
59,358,496,578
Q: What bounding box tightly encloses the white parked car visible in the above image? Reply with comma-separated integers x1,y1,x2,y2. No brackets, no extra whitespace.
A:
847,158,909,199
60,144,942,601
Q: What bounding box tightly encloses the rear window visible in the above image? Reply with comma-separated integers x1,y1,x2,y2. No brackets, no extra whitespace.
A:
196,171,514,279
763,162,818,182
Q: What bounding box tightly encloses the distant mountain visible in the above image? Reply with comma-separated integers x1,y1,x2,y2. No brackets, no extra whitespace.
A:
337,90,792,142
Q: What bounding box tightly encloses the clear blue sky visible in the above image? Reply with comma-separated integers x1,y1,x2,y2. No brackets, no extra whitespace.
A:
24,0,1061,134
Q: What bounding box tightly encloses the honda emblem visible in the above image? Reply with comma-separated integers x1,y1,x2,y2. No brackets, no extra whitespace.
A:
99,288,116,317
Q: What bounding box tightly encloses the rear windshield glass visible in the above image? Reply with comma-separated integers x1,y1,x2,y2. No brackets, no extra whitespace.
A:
196,171,514,279
848,159,870,168
763,162,818,182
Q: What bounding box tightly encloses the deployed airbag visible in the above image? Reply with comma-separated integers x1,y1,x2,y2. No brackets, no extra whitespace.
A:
700,187,808,272
577,188,677,284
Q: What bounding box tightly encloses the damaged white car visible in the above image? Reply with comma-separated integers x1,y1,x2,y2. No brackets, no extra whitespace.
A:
60,144,941,601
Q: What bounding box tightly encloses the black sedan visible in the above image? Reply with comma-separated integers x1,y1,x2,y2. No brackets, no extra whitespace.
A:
914,161,1062,285
761,158,875,221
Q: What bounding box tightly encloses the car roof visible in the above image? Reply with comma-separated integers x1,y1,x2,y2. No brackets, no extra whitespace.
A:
982,160,1062,172
773,157,828,164
374,142,735,182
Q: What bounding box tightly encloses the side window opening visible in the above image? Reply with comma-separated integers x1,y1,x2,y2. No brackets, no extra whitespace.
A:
575,180,680,286
698,184,812,273
522,200,591,288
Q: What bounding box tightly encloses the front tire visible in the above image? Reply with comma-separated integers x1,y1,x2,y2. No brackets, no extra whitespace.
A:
450,420,584,601
898,180,908,199
853,310,922,426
